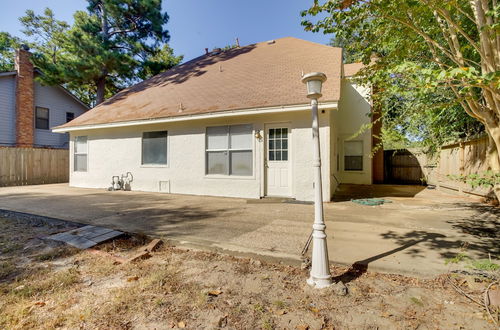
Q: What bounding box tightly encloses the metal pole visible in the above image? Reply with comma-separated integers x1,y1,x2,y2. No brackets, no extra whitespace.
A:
306,98,333,288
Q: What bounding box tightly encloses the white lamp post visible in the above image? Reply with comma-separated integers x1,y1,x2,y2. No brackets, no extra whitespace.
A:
302,72,333,289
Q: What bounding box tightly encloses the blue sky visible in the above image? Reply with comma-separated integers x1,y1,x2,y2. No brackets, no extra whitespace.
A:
0,0,331,62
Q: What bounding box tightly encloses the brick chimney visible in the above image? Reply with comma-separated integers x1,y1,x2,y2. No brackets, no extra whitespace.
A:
15,46,34,147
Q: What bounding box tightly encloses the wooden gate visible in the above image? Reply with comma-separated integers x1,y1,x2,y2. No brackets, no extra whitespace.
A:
384,149,424,184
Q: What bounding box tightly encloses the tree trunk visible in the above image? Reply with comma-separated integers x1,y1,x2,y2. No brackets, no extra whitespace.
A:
95,76,106,105
95,2,109,106
486,128,500,171
485,126,500,201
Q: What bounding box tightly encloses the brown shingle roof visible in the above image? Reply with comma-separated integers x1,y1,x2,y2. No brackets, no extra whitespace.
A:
60,37,343,129
344,62,364,77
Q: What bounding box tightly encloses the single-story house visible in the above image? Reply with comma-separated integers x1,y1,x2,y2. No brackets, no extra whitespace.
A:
54,37,382,201
0,47,89,148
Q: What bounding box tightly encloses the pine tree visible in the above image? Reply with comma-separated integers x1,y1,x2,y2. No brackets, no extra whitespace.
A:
22,0,181,106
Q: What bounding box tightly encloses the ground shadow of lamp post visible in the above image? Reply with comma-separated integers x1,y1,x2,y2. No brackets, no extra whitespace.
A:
302,72,333,289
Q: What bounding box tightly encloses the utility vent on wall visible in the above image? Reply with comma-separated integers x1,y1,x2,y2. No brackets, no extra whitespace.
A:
159,180,170,193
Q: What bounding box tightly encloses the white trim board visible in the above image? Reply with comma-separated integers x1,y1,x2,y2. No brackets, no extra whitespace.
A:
53,101,339,133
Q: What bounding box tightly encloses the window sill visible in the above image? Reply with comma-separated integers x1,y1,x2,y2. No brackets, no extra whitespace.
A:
204,174,255,180
140,164,169,168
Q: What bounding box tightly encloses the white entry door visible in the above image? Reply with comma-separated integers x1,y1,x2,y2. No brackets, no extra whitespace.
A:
265,124,291,197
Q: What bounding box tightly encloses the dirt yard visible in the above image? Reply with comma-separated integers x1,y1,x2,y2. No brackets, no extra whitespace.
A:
0,214,498,330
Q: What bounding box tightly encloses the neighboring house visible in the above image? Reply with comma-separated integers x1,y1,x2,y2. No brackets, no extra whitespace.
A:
54,37,382,201
0,47,89,149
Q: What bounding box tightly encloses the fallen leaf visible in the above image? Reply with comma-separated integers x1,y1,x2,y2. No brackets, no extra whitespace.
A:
127,276,139,282
296,325,309,330
178,321,186,328
309,307,320,314
208,290,223,296
34,301,46,307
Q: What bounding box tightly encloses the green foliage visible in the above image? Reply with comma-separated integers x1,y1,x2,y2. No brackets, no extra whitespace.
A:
329,34,363,63
137,44,183,80
468,259,500,271
445,252,469,265
0,32,21,72
447,171,500,188
445,252,500,271
301,0,494,154
19,8,69,64
19,1,182,106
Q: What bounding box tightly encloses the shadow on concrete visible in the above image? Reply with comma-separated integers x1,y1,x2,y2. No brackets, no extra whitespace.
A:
332,184,426,202
446,202,499,241
0,190,267,244
336,223,497,283
334,232,445,283
335,203,499,283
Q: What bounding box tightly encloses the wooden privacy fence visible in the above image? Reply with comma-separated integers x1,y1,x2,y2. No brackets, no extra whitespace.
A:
436,136,489,178
385,136,491,197
0,147,69,187
384,149,425,184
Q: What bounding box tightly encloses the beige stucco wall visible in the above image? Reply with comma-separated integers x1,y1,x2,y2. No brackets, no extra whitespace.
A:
69,110,332,201
331,80,372,187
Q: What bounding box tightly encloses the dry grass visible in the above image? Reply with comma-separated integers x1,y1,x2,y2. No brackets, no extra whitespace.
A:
0,216,497,329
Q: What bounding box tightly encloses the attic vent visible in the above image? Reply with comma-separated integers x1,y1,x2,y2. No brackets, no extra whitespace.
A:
267,40,276,45
159,180,170,193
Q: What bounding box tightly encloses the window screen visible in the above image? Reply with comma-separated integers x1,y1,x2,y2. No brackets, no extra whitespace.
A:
206,124,253,176
74,136,88,172
35,107,49,129
142,131,168,165
344,140,363,171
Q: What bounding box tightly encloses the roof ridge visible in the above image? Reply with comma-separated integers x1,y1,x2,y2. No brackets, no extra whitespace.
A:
62,35,343,128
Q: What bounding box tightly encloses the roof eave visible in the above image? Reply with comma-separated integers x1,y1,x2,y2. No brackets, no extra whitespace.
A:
0,71,16,77
52,101,339,133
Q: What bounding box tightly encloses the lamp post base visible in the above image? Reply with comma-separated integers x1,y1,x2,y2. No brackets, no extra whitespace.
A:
307,275,333,289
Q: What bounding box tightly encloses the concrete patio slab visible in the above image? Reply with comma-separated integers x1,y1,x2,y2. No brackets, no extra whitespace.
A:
0,183,497,278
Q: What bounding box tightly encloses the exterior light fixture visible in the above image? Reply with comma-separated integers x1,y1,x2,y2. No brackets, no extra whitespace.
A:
302,72,327,99
301,72,333,289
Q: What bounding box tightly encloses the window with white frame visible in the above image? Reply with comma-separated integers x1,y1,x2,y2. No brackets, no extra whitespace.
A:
74,136,88,172
142,131,168,165
344,140,363,171
206,124,253,176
